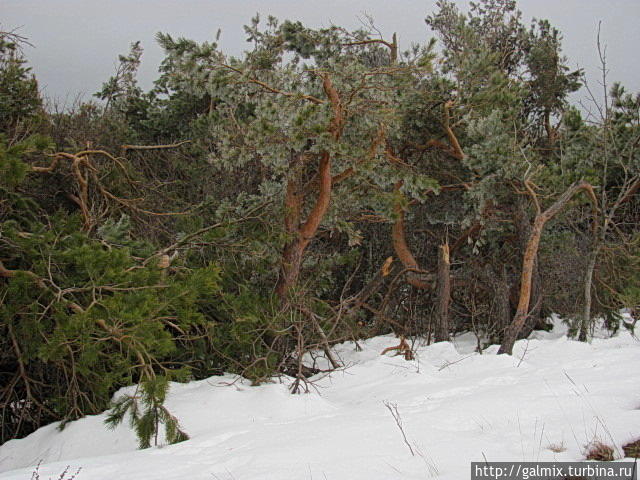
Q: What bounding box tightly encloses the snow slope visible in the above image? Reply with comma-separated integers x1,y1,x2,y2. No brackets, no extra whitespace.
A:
1,318,639,480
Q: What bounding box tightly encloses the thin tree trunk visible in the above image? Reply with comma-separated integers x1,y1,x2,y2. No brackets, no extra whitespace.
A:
579,244,599,341
435,243,451,342
498,180,596,355
577,175,639,341
514,200,543,337
496,265,512,337
499,216,545,355
524,255,543,335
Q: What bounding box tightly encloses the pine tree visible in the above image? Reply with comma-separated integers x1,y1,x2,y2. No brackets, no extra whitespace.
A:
105,376,189,449
0,30,42,133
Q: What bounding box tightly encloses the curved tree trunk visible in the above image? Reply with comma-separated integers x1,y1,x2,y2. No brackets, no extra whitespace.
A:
498,180,596,355
498,215,545,355
389,100,464,292
514,200,543,337
391,189,433,290
275,73,343,306
275,153,332,303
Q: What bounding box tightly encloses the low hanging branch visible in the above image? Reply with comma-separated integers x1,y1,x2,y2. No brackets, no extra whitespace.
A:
0,260,44,287
498,180,597,355
121,140,191,152
29,149,188,231
143,200,271,266
219,63,324,105
617,176,640,206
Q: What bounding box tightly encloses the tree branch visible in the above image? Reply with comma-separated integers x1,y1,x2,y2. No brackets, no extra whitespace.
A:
220,64,324,105
300,153,332,240
122,140,191,152
391,182,432,290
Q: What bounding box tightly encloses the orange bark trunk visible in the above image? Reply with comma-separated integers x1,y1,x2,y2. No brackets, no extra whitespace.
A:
498,181,596,355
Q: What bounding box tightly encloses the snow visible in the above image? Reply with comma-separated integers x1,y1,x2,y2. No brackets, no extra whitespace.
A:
1,317,639,480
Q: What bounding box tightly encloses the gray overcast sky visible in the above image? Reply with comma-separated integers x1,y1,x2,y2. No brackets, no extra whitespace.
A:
3,0,640,106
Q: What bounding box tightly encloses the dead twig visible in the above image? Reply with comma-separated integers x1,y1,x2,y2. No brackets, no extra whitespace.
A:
383,401,414,456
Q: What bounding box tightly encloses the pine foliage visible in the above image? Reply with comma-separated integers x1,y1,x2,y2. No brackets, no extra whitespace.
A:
105,376,189,449
1,1,639,444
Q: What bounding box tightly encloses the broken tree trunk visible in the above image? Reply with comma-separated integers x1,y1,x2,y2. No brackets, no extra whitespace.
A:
435,243,451,342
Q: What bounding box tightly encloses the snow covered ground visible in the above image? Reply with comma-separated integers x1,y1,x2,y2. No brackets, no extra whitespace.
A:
1,317,639,480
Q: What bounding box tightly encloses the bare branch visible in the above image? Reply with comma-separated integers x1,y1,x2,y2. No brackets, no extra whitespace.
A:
122,140,191,152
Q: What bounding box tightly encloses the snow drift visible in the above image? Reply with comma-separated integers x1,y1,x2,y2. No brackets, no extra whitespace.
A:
1,317,639,480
